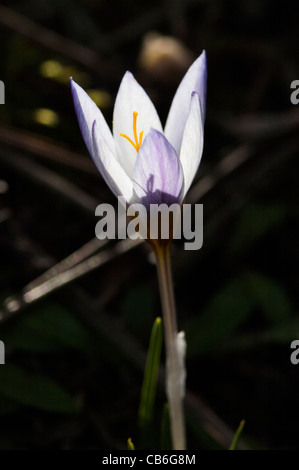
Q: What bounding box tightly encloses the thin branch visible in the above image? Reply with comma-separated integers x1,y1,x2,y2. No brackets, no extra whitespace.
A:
0,125,97,175
0,149,98,214
0,5,120,81
25,238,105,292
0,238,141,322
188,144,253,204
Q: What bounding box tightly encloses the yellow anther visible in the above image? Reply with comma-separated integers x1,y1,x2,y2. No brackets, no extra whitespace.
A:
120,111,144,152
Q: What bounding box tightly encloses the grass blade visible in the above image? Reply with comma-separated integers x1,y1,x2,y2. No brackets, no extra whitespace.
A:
138,317,163,427
229,420,245,450
127,438,135,450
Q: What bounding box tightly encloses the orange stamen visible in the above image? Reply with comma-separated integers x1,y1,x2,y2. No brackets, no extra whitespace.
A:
120,111,144,152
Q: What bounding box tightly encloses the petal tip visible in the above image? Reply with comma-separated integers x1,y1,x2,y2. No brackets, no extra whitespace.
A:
69,77,76,88
199,49,207,62
123,70,135,82
70,78,80,100
69,77,75,92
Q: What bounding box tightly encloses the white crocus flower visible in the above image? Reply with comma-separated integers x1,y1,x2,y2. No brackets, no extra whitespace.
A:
71,51,207,450
70,50,206,209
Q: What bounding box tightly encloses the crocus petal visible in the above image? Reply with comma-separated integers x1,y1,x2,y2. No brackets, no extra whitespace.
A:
179,92,204,197
113,72,163,178
164,50,207,155
132,129,184,209
70,78,115,158
92,121,133,203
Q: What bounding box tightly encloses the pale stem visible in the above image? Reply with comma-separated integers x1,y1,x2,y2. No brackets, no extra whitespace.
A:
153,243,186,450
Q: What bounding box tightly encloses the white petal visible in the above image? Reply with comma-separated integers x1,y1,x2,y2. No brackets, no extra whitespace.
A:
70,78,114,158
164,50,207,155
179,92,204,197
92,121,133,203
113,71,163,178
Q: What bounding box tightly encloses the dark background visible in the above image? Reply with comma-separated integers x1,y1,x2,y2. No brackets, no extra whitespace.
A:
0,0,298,450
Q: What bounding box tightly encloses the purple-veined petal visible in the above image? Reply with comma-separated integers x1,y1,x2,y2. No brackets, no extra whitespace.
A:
70,78,114,158
113,72,163,178
164,50,207,155
92,121,133,203
179,92,204,197
132,129,184,209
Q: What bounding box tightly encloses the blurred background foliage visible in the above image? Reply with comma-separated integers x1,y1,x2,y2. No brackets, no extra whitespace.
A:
0,0,298,450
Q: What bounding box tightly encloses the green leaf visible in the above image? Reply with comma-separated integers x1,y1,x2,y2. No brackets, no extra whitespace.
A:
0,395,18,416
0,436,17,450
160,403,171,450
0,364,79,414
229,420,245,450
244,271,292,324
186,274,255,356
123,285,154,342
127,438,135,450
228,203,286,255
218,318,299,353
138,317,163,427
1,302,96,353
186,270,293,357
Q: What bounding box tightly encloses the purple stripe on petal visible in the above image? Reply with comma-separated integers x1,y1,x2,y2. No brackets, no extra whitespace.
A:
179,91,204,197
92,120,133,203
70,78,114,159
164,50,207,155
197,50,207,121
133,129,184,210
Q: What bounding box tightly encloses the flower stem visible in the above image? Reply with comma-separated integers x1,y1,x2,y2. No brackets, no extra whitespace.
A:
153,243,186,450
